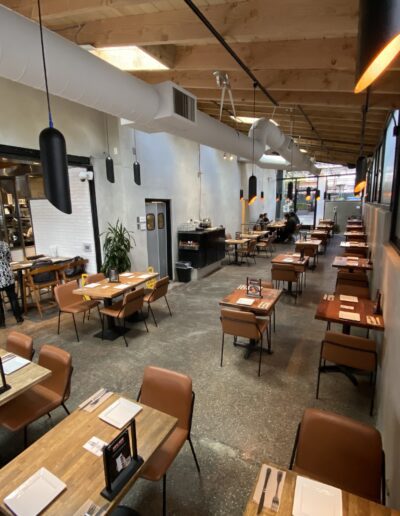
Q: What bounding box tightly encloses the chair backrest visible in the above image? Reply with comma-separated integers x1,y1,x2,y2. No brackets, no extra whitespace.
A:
140,366,193,432
220,308,261,340
119,288,145,318
6,331,34,360
147,276,169,303
335,283,370,299
226,232,232,240
29,261,60,285
292,408,383,503
62,257,87,279
85,272,105,284
337,270,368,283
54,280,82,309
248,239,257,254
322,331,376,371
271,264,298,282
38,344,72,402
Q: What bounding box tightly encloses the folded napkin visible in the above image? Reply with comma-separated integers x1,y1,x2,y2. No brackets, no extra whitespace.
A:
253,465,286,513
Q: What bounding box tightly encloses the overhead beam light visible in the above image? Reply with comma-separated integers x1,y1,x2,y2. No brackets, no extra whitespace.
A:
230,115,279,126
83,45,169,71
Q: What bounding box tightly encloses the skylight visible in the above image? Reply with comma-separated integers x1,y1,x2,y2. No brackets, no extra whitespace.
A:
85,45,168,71
230,116,279,126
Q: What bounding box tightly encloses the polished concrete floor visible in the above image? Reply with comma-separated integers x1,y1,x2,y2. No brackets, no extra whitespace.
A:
0,236,375,515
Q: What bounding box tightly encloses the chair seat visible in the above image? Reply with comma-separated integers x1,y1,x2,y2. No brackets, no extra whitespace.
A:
61,299,99,314
0,386,62,432
140,427,188,481
100,300,123,317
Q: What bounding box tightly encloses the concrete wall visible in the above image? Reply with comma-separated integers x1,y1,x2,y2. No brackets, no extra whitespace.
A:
364,202,400,508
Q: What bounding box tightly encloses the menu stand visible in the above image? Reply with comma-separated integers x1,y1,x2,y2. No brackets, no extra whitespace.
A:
0,357,11,395
101,419,144,501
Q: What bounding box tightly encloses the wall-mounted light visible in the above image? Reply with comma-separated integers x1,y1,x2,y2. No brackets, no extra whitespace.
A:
248,175,257,205
240,189,244,200
38,0,71,214
305,187,311,201
354,0,400,93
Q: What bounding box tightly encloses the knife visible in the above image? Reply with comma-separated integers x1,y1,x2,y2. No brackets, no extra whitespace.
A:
257,467,271,514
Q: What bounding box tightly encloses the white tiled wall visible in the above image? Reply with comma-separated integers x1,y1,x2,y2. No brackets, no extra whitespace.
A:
30,168,97,273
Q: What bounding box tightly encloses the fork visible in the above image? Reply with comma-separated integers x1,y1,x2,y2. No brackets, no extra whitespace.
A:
271,470,283,511
84,502,97,516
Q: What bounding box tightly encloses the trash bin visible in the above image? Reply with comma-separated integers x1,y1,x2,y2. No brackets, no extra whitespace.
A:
176,261,193,282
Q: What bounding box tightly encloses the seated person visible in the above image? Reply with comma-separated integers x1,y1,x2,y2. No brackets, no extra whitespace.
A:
281,213,297,242
263,213,270,225
289,211,300,224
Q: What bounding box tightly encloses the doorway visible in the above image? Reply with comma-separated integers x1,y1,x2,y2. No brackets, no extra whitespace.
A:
145,199,172,279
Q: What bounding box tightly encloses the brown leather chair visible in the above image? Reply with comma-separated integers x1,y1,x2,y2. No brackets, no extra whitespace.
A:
137,366,200,516
100,288,148,346
144,276,172,327
316,331,377,415
271,263,300,300
6,331,34,360
220,308,270,377
336,270,369,288
85,272,106,284
238,238,257,265
0,344,73,448
54,280,100,342
335,282,370,299
289,408,385,504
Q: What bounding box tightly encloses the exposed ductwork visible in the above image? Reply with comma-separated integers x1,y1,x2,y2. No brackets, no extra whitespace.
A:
0,5,317,172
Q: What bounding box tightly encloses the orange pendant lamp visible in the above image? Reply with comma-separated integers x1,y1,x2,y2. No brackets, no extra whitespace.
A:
354,0,400,93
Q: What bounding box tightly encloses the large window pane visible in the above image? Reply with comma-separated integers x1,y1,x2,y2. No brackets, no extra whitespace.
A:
381,114,397,205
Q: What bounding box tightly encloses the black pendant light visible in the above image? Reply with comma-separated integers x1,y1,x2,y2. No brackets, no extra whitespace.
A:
287,181,293,200
354,92,369,193
248,83,257,205
105,116,115,183
261,191,264,199
37,0,71,214
240,189,244,200
315,189,321,201
133,130,141,185
355,0,400,93
305,187,311,201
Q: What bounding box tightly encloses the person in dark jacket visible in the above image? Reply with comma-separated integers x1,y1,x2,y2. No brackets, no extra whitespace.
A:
289,211,300,224
0,240,23,327
281,213,297,242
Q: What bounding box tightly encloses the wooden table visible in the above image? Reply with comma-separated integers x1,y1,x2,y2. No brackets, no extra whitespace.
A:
74,272,159,340
340,241,369,257
225,238,250,265
0,393,177,515
295,240,322,268
310,231,329,251
0,348,51,407
315,294,384,334
319,219,334,225
347,224,365,231
332,256,373,272
11,256,74,313
271,254,309,292
267,221,286,229
244,463,396,515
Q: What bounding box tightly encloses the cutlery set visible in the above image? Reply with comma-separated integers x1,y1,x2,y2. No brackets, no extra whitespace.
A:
323,294,335,301
257,468,284,514
258,301,271,309
79,388,109,411
1,353,16,363
367,315,381,326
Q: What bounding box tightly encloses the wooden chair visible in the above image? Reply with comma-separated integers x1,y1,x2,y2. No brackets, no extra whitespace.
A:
336,270,369,288
271,264,301,301
289,408,385,504
220,308,270,377
261,281,276,332
238,238,257,265
85,272,106,284
0,344,73,448
6,331,34,360
137,366,200,516
54,280,100,342
335,283,370,299
225,232,234,264
256,236,273,258
25,263,63,318
344,248,368,258
316,331,377,415
59,258,88,283
144,277,172,327
100,288,148,346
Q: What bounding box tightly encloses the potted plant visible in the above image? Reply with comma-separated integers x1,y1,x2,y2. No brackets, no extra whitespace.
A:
101,219,135,274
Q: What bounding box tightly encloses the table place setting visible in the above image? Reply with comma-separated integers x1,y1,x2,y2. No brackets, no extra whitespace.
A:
252,464,286,513
1,353,30,375
112,284,128,290
73,499,107,516
339,311,361,322
258,301,271,309
237,297,255,306
339,295,358,303
79,388,113,413
367,315,382,326
292,475,342,516
323,294,335,301
84,283,101,288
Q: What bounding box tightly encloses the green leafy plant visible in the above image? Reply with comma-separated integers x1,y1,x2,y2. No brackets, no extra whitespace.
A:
101,220,135,274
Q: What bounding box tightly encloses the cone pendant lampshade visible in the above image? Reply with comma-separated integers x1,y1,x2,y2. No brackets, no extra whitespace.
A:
40,127,71,214
240,189,244,200
248,175,257,205
354,156,368,193
305,187,311,201
106,155,115,183
355,0,400,93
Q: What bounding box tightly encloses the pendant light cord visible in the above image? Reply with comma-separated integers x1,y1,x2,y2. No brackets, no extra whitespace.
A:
37,0,53,128
251,82,256,177
360,87,370,156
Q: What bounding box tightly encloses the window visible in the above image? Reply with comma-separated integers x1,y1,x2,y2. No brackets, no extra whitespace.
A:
381,115,398,205
146,213,155,231
390,114,400,251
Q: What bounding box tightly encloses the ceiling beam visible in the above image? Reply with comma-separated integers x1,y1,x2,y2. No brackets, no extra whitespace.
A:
53,0,359,46
140,45,177,69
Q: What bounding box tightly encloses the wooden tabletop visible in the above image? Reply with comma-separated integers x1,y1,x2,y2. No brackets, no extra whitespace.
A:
240,234,259,239
271,254,309,271
0,393,177,515
244,463,396,515
295,239,322,248
315,294,384,331
219,287,282,316
267,221,286,229
225,238,250,245
347,224,365,230
0,348,51,407
11,256,73,272
344,232,367,237
319,219,334,224
332,256,373,271
340,241,369,249
74,272,159,299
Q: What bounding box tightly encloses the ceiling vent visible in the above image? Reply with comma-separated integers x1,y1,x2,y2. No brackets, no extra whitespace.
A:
173,87,196,122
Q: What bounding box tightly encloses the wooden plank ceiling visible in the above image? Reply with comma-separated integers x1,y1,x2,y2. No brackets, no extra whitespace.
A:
4,0,400,165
